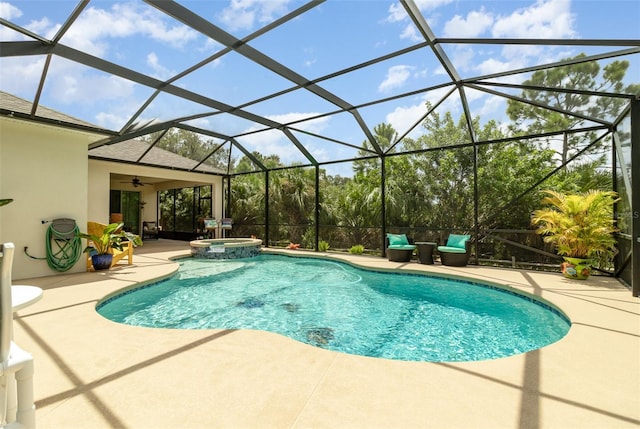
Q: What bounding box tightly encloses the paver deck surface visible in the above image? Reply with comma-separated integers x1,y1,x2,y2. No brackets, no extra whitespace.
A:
11,240,640,429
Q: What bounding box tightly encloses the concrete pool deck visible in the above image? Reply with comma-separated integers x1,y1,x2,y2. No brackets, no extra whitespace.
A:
11,239,640,429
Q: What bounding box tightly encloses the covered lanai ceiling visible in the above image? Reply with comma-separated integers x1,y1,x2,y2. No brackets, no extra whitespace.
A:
1,0,639,177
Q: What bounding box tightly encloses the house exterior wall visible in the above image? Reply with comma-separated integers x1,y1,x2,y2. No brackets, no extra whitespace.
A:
1,117,224,280
91,159,223,231
0,117,93,279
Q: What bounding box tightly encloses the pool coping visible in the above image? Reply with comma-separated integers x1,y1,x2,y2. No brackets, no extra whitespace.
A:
189,237,263,248
12,240,640,429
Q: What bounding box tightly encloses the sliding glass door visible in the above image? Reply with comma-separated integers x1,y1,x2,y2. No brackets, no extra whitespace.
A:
110,190,141,234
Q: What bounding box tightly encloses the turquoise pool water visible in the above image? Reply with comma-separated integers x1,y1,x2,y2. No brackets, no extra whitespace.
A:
97,254,570,362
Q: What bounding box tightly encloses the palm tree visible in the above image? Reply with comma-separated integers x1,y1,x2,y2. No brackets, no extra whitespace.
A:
531,190,618,274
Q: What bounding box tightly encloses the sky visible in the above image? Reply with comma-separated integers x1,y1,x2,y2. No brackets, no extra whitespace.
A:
1,0,639,175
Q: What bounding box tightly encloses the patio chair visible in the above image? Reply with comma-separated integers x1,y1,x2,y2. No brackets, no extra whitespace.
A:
1,243,36,429
85,222,135,271
437,234,471,266
220,218,233,238
203,218,218,239
142,221,159,240
385,233,416,262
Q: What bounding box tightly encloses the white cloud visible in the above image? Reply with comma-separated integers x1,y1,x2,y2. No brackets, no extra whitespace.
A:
28,17,57,38
0,3,53,41
218,0,291,31
386,87,462,138
492,0,576,39
450,46,476,73
95,111,127,130
62,3,199,57
386,102,427,139
308,145,330,162
379,65,414,93
269,112,329,134
399,24,422,42
389,0,454,42
477,93,505,118
0,2,21,19
237,112,330,162
387,2,407,23
237,129,303,164
442,0,578,82
45,58,135,106
443,9,493,37
414,0,455,12
0,56,47,93
0,1,202,126
475,57,515,77
388,0,454,22
146,52,174,80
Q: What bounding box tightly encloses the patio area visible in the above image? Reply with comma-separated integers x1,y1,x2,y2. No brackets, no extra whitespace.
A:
12,240,640,429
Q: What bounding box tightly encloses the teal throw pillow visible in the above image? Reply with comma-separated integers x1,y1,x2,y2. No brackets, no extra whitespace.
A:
447,234,470,249
387,233,409,246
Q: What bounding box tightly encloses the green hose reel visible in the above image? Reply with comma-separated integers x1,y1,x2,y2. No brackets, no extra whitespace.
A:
25,218,83,272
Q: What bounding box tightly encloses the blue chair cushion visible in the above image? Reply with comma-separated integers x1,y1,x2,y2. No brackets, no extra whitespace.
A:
437,246,467,254
388,244,416,250
387,233,409,246
446,234,470,249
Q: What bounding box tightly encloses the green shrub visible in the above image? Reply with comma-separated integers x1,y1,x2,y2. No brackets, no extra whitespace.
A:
301,228,316,249
318,240,330,252
349,244,364,255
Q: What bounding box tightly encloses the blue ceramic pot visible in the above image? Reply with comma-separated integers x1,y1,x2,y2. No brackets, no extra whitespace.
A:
91,253,113,270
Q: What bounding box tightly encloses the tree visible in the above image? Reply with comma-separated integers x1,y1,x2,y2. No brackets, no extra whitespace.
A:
353,123,398,175
230,171,265,236
268,166,316,245
141,129,229,172
397,105,556,247
331,168,382,248
506,54,640,165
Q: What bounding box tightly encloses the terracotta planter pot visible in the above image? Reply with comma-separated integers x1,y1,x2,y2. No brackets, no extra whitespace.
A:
91,253,113,271
561,257,592,280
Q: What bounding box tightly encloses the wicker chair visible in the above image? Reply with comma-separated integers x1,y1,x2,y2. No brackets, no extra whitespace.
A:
143,221,159,240
385,233,416,262
437,234,471,266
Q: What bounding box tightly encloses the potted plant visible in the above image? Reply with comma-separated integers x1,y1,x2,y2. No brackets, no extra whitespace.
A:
77,222,142,270
531,190,619,279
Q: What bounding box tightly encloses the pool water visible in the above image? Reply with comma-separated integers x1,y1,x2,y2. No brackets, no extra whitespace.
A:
97,254,570,362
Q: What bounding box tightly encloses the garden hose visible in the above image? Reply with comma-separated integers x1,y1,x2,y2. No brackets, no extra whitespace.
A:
24,218,83,272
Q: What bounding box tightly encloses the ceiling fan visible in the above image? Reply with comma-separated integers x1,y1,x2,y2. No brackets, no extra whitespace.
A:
121,176,147,187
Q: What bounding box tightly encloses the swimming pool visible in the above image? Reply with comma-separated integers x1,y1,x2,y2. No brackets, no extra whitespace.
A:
97,254,570,362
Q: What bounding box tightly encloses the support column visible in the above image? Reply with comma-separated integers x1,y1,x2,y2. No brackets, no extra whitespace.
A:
631,97,639,296
264,171,270,248
381,157,387,257
315,166,320,251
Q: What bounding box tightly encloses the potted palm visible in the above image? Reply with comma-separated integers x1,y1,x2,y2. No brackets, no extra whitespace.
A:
531,190,619,279
77,222,142,270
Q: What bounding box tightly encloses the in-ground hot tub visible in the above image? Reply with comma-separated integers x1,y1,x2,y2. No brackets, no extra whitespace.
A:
189,238,263,259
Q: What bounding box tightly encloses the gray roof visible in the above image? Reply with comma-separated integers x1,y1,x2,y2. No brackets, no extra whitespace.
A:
89,139,223,174
0,91,98,129
1,90,223,175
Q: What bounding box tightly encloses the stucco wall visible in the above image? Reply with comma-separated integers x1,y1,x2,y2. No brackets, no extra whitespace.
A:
2,117,224,280
0,117,93,279
92,159,223,228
